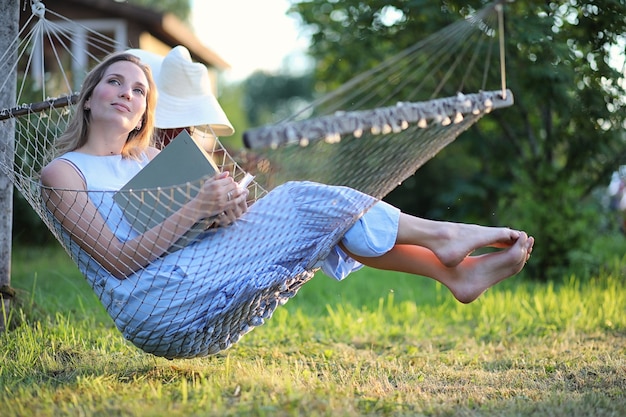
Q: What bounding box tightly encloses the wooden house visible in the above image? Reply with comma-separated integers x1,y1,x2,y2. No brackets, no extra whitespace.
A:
19,0,229,94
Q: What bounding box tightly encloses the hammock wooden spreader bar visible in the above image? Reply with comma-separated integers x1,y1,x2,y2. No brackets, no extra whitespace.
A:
0,94,78,120
243,90,513,149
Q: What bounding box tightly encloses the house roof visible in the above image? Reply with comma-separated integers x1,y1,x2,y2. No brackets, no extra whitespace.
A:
41,0,231,70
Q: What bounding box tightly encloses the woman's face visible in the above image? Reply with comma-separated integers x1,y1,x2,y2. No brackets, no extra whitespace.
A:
86,60,149,134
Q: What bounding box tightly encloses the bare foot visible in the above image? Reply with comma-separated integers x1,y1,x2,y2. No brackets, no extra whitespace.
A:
445,232,534,304
431,223,522,268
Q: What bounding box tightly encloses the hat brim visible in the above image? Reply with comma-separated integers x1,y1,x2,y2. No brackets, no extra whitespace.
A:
155,92,235,136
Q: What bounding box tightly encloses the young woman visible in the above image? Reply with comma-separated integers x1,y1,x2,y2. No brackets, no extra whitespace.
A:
40,52,533,358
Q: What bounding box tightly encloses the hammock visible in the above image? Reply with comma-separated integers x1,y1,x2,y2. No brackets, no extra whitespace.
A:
0,1,513,358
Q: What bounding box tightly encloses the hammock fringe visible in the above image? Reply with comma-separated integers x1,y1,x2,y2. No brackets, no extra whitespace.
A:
244,90,513,149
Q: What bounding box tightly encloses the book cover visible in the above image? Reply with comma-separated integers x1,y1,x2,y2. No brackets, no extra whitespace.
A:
113,130,219,252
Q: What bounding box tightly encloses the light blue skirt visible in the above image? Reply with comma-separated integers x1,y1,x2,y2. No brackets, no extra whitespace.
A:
61,181,399,358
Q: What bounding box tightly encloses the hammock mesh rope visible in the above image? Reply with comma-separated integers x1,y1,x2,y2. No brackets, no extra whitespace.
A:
1,1,512,358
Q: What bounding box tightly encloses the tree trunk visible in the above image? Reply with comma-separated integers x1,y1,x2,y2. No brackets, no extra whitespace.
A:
0,0,18,332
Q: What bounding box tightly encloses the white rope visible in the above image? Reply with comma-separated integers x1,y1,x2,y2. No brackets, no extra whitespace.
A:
496,2,508,100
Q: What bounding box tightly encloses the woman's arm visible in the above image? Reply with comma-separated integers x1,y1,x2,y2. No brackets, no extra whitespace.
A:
41,159,248,279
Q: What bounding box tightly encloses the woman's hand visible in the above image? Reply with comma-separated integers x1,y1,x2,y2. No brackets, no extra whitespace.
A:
194,171,249,226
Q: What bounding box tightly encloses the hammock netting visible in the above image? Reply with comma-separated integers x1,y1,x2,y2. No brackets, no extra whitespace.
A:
0,1,513,358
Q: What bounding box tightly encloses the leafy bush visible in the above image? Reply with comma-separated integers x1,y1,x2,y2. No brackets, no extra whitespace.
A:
498,166,613,281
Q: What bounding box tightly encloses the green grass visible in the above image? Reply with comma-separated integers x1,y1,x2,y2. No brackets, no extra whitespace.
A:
1,243,625,416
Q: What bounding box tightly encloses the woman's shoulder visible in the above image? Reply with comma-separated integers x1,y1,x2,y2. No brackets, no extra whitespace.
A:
41,156,86,189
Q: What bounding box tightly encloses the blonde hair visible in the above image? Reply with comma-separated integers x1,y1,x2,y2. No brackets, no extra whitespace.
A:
54,52,158,159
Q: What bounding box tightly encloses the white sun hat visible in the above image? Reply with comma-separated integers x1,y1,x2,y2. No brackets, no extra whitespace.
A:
126,48,164,81
154,45,235,136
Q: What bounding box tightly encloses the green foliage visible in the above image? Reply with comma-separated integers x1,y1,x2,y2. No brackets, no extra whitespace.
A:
497,164,608,280
12,192,55,246
215,82,249,150
291,0,464,93
243,71,315,127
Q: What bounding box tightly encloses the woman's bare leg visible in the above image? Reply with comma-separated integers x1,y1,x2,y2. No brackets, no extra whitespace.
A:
395,213,522,267
341,232,533,304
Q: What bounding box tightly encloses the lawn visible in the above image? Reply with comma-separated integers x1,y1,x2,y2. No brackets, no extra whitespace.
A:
1,243,625,416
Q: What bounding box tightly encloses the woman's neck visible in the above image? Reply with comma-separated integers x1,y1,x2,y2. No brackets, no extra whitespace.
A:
79,129,128,156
